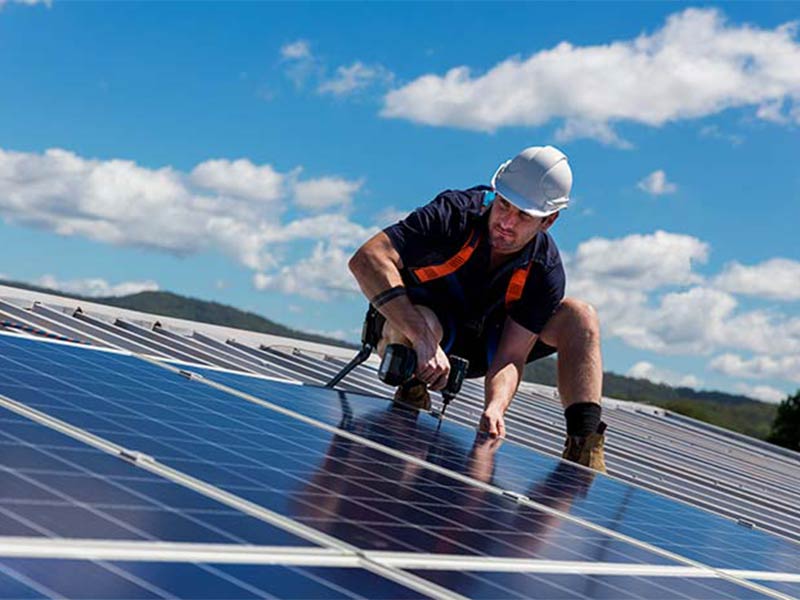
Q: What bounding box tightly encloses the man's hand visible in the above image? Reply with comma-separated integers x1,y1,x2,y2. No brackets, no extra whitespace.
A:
412,336,450,390
479,406,506,438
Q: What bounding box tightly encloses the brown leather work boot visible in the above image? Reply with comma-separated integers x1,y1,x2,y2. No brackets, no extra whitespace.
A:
562,422,607,473
392,379,431,411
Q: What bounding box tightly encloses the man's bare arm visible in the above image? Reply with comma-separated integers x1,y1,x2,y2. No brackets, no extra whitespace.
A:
481,318,538,437
348,232,450,387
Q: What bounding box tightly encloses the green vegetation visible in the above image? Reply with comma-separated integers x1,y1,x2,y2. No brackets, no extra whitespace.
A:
767,390,800,451
524,358,780,441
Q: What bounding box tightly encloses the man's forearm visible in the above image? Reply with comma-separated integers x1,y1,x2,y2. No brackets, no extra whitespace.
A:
484,361,523,414
348,241,433,344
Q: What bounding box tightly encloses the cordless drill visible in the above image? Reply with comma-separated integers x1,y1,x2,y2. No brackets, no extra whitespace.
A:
378,344,468,416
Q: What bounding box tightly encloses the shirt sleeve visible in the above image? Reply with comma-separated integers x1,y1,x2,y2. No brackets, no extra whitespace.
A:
508,261,566,335
383,190,471,267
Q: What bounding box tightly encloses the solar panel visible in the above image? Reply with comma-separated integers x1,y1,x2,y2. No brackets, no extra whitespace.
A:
0,409,314,546
0,331,797,599
189,366,800,574
406,570,775,600
0,335,676,566
0,558,426,599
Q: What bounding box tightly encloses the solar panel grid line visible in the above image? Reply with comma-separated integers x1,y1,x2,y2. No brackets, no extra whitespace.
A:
0,308,93,347
633,409,800,471
46,308,173,358
94,315,211,366
226,339,326,383
165,360,301,387
352,556,470,600
0,410,333,548
190,331,305,381
471,385,800,498
261,346,355,383
308,356,793,539
658,409,800,461
141,361,795,600
598,413,798,480
178,349,800,547
3,332,796,600
0,390,364,553
1,332,608,596
194,352,800,545
69,310,181,360
497,401,799,507
115,318,226,368
184,368,800,584
0,301,105,348
33,303,181,357
441,404,800,542
609,403,800,466
0,561,63,599
153,326,267,375
605,410,800,476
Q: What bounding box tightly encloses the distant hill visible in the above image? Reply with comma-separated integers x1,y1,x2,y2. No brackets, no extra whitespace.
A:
0,280,357,350
1,279,779,439
524,360,779,439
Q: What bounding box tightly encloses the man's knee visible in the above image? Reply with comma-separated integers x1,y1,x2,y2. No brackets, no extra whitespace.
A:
541,298,600,347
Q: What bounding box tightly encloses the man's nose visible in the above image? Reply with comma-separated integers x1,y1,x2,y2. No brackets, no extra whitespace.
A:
499,212,518,228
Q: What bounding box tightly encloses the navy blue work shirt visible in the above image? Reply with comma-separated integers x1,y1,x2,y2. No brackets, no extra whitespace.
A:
383,186,566,337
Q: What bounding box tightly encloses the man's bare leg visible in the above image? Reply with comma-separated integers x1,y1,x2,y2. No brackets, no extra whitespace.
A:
539,297,606,472
538,297,603,409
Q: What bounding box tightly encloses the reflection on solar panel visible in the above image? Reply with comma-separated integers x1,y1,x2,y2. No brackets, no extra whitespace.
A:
0,288,798,599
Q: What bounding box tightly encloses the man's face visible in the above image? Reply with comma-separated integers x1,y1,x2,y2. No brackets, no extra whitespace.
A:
487,195,558,255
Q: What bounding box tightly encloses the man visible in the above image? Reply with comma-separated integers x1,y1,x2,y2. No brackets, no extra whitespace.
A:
348,146,606,471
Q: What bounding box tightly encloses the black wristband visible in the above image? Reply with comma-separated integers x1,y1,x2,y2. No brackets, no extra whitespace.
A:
371,286,407,308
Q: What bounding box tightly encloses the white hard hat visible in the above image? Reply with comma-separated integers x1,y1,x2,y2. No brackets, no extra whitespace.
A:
491,145,572,217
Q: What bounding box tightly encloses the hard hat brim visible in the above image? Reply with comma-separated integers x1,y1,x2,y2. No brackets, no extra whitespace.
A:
494,180,569,218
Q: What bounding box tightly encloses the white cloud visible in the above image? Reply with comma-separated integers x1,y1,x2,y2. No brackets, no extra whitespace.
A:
637,170,678,196
713,258,800,301
566,231,800,359
280,40,312,60
567,231,707,292
0,146,366,277
35,275,158,298
555,119,633,149
292,176,363,211
253,242,361,301
190,159,285,203
318,61,395,96
279,40,321,89
734,383,788,404
710,353,800,384
382,8,800,143
627,361,702,388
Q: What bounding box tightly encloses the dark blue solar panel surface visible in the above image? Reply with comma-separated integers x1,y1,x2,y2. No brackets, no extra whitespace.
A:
0,558,424,599
752,581,800,597
409,570,772,599
0,407,313,546
197,366,800,575
0,335,679,566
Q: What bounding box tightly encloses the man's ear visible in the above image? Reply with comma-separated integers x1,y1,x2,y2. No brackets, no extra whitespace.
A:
541,211,559,231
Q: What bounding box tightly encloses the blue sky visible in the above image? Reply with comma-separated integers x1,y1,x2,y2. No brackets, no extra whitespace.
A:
1,1,798,402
